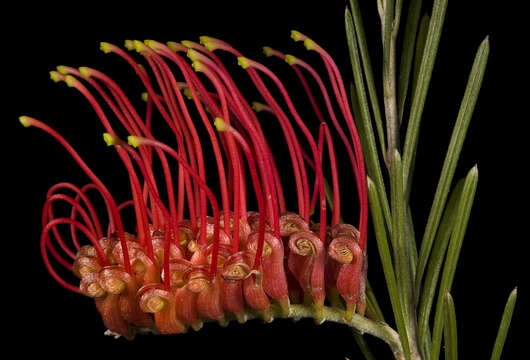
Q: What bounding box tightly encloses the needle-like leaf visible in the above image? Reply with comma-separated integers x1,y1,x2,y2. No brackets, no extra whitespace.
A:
430,166,478,360
383,0,395,78
390,150,411,321
411,14,431,97
367,177,411,360
397,0,423,123
415,37,490,298
402,0,448,190
443,292,458,360
417,178,465,353
353,332,377,360
490,288,518,360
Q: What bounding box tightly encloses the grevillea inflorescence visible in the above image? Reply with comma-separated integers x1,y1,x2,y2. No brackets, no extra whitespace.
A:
21,32,369,338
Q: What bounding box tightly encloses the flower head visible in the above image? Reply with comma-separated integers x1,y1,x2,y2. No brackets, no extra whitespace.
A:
21,32,368,336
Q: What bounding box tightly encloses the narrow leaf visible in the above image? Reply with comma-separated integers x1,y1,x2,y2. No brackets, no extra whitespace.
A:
490,288,518,360
397,0,423,122
367,177,410,360
405,204,418,280
411,14,431,97
346,9,392,231
402,0,449,189
430,166,479,360
390,150,411,321
415,37,490,296
383,0,395,77
349,0,387,158
353,332,377,360
366,280,385,322
417,178,465,352
443,293,458,360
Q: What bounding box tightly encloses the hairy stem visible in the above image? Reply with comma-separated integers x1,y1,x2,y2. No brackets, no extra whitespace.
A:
123,303,407,359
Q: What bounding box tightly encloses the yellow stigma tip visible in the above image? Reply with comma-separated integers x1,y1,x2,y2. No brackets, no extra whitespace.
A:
49,71,63,83
191,60,203,72
183,88,194,100
214,117,228,132
100,42,113,54
56,66,69,75
237,57,251,69
199,36,217,51
303,38,316,51
133,40,147,54
144,39,157,50
187,48,201,61
141,92,149,102
64,75,77,87
127,136,142,148
181,40,195,48
78,67,91,78
19,116,32,128
251,102,266,112
284,54,297,66
124,40,135,51
167,41,182,52
262,46,273,57
103,133,117,146
291,30,305,42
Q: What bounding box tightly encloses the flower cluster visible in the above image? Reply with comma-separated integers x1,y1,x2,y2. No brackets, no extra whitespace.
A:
21,31,368,337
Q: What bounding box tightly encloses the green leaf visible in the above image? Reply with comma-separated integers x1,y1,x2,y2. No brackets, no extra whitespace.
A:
366,280,385,322
367,177,410,360
402,0,449,189
346,9,392,232
348,0,387,158
383,0,395,78
490,288,518,360
353,332,377,360
411,14,431,97
430,166,478,360
405,204,418,280
414,37,490,297
397,0,423,123
390,150,411,321
443,293,458,360
417,178,465,353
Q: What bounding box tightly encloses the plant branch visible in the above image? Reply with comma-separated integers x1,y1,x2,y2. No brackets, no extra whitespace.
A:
123,303,407,359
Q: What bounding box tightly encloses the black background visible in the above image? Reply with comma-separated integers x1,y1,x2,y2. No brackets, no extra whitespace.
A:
5,1,525,359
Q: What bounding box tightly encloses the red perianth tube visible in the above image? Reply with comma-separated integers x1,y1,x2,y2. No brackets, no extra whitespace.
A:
128,136,222,280
281,54,361,215
310,123,341,226
133,42,210,246
103,134,182,290
100,42,200,232
20,116,131,273
214,118,267,271
238,58,327,244
185,57,243,253
323,124,341,226
188,49,280,240
54,74,153,261
263,47,326,124
145,43,233,241
291,32,368,250
60,66,166,228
